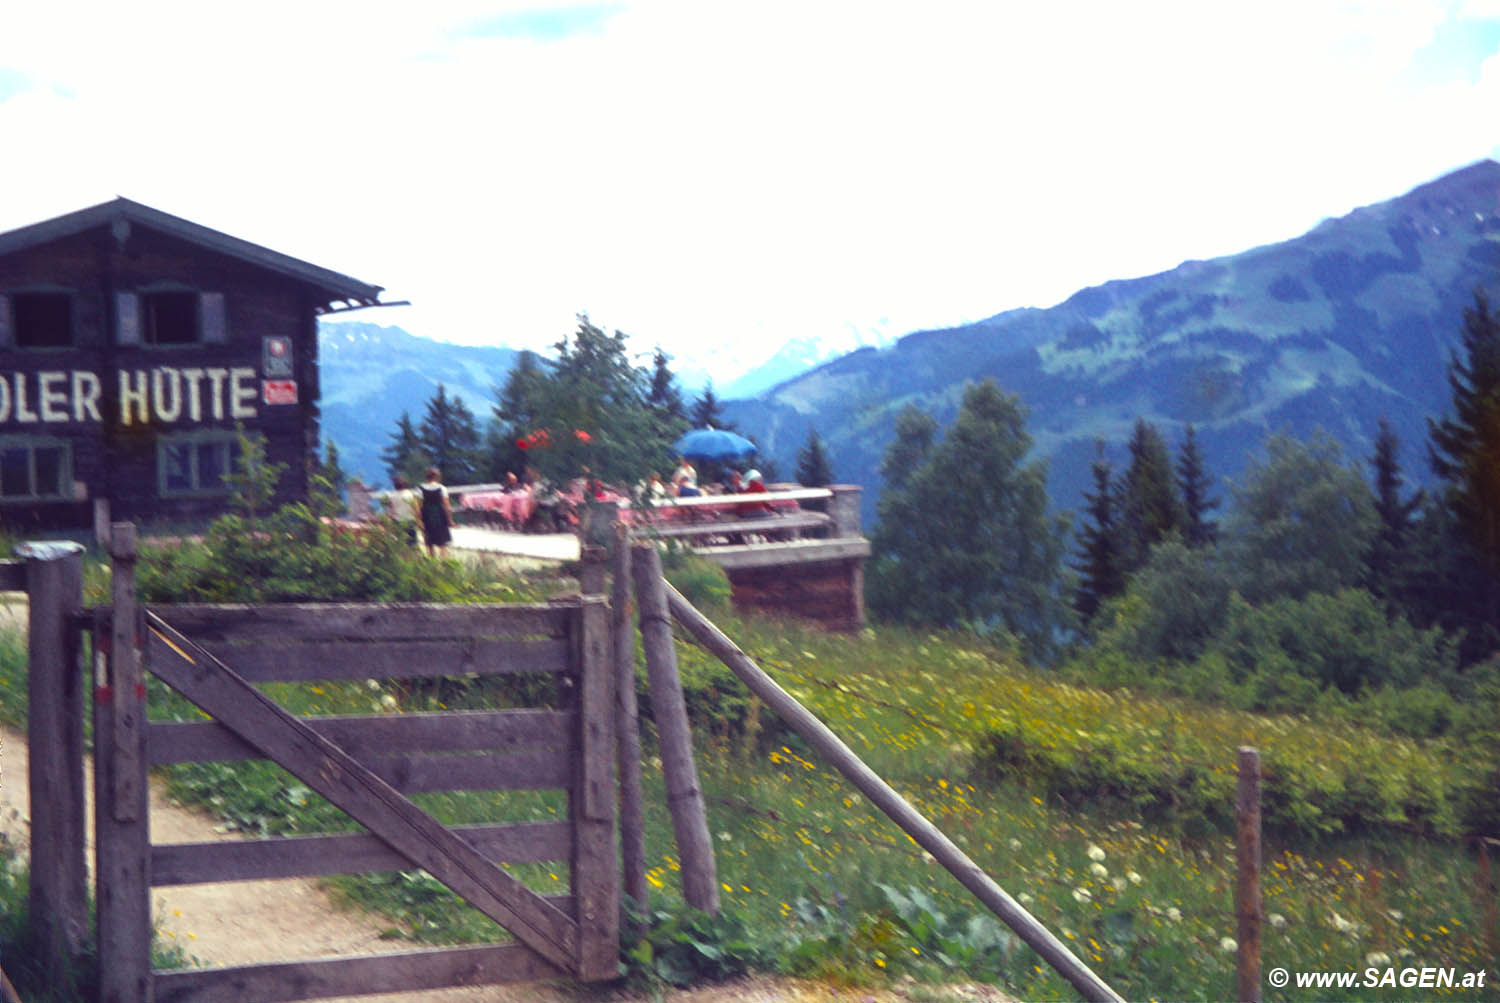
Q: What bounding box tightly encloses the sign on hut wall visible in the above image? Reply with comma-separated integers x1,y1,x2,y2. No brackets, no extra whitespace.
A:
0,366,299,426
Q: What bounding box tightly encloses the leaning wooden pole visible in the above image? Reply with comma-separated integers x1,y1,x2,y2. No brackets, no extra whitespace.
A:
613,526,649,913
664,581,1123,1003
632,545,720,915
1237,747,1263,1003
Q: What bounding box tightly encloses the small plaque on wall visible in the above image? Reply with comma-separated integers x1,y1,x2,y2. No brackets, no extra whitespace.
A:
262,380,299,405
263,336,294,377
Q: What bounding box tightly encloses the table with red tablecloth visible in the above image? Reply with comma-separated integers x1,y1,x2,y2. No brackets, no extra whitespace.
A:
460,489,537,527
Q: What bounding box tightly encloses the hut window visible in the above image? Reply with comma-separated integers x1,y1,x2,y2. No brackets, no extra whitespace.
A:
11,293,74,348
159,432,240,496
0,437,72,501
143,291,199,345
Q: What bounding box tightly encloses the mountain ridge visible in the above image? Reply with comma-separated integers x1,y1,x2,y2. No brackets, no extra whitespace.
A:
724,159,1500,523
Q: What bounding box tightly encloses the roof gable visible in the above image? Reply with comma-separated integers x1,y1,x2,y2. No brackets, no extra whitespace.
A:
0,197,385,311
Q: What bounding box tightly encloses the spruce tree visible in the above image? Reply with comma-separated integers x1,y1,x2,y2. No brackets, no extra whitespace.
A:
1072,442,1125,624
381,411,427,485
489,350,548,478
1367,417,1424,606
646,347,686,421
419,384,482,484
1175,424,1219,548
795,428,835,487
1428,290,1500,567
1424,289,1500,662
689,382,731,430
1119,418,1185,571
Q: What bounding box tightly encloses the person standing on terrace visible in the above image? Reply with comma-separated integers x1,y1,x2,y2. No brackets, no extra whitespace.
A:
418,467,454,556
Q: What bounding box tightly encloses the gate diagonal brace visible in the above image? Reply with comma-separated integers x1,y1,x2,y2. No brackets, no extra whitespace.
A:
142,610,579,973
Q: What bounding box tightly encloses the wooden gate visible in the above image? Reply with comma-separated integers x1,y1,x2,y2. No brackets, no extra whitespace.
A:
94,526,617,1003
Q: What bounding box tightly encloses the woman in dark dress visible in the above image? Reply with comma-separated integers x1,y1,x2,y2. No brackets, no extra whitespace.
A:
418,467,454,556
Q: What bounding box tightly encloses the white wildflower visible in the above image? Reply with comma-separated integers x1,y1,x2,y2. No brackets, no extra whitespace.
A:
1127,870,1143,885
1089,862,1108,879
1072,887,1092,903
1220,937,1237,953
1111,876,1128,892
1268,913,1287,930
1365,951,1391,967
1166,907,1182,923
1087,844,1106,862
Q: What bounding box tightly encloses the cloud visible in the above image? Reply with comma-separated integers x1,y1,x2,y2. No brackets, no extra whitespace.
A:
2,0,1497,378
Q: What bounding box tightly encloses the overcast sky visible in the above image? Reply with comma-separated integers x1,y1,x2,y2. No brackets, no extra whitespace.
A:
2,1,1498,382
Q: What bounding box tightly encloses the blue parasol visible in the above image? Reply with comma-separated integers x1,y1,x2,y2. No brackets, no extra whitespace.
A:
673,427,756,462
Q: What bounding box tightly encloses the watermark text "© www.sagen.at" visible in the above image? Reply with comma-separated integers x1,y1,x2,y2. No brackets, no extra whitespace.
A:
1266,966,1488,990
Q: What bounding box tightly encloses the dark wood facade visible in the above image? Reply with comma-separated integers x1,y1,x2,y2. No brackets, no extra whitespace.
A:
0,199,384,530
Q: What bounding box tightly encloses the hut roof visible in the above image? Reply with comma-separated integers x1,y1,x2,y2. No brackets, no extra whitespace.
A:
0,197,386,312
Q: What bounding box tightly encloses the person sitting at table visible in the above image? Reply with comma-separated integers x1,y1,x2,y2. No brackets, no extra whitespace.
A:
672,458,701,497
722,469,743,494
737,469,773,518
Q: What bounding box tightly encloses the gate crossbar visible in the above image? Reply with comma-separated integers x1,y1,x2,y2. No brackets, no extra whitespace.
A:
142,610,578,972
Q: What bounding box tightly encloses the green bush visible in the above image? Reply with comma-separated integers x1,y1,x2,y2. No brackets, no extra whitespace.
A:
1069,586,1464,738
971,672,1472,840
137,506,497,604
1211,589,1455,699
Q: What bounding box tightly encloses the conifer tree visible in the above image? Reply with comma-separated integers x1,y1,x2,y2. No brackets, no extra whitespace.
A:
1119,418,1185,571
1423,289,1500,662
689,382,731,430
381,411,428,485
795,428,835,487
1072,442,1125,624
646,347,686,421
309,439,348,519
1367,417,1423,606
1175,424,1219,548
419,384,482,484
1428,289,1500,567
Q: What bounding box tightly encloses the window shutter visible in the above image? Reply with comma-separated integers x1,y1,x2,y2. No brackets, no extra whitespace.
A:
199,292,227,344
115,292,141,346
0,295,11,348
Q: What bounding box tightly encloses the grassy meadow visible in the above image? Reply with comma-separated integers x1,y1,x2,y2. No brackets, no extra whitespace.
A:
0,547,1496,1002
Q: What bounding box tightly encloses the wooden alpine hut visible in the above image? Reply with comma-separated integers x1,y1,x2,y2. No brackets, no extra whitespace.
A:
0,198,388,531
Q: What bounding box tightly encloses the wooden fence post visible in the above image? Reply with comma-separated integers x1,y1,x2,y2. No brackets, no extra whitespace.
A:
22,541,87,987
631,544,719,915
572,595,619,980
1237,747,1263,1003
613,526,649,914
96,523,151,1003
